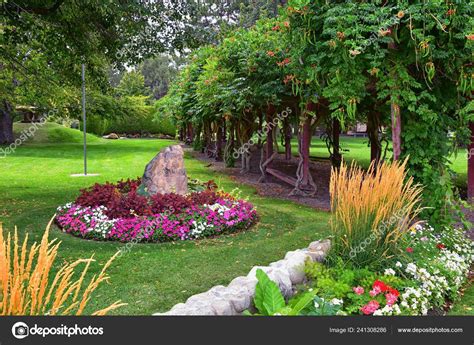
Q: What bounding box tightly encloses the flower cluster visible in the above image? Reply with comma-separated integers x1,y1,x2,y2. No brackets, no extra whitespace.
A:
74,178,221,219
313,224,473,317
56,187,258,243
356,280,401,316
383,224,473,315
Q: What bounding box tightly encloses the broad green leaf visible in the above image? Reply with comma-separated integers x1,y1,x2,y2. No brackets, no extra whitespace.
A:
254,269,285,316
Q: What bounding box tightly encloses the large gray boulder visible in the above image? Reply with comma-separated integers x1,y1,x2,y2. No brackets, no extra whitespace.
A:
142,145,188,195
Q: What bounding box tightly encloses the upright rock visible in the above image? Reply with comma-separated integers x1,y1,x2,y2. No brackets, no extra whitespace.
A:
142,145,188,195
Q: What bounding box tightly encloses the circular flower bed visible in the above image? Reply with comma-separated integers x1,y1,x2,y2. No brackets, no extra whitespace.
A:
56,178,258,242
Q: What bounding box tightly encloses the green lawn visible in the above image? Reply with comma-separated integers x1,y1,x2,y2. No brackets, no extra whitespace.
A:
0,133,330,315
450,284,474,316
1,126,471,315
281,136,468,188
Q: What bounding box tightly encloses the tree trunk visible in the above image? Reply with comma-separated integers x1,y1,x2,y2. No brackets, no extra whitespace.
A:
332,118,342,168
202,121,211,154
301,108,313,186
215,121,223,161
266,104,275,167
284,118,292,160
391,102,402,160
0,100,14,145
468,122,474,202
186,123,194,144
367,110,382,164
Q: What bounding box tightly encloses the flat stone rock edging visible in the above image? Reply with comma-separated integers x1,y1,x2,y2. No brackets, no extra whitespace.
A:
154,239,331,316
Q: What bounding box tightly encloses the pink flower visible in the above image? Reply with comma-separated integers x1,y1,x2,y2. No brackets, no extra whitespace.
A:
361,300,380,315
369,285,382,297
385,293,398,306
353,286,364,295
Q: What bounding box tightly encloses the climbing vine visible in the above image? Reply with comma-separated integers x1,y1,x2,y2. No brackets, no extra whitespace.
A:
161,0,474,228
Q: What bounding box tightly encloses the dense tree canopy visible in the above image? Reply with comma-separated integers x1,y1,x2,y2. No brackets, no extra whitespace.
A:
162,0,474,227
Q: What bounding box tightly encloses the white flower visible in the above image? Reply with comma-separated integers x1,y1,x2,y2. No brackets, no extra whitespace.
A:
384,268,396,276
330,298,343,306
373,309,383,316
395,261,403,268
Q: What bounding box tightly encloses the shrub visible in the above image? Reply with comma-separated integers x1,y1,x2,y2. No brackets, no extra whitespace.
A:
0,220,124,315
84,94,176,136
75,178,224,218
328,159,423,269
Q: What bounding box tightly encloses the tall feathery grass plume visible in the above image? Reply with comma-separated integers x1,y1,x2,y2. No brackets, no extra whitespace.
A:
0,218,126,315
328,158,423,269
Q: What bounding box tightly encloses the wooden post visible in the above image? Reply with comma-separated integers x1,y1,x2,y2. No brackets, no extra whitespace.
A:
391,102,402,160
468,122,474,201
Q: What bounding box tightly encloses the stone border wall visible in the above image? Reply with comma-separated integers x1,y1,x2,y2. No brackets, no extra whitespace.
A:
154,239,331,316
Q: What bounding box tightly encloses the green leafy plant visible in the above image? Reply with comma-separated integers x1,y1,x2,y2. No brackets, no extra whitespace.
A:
254,269,286,316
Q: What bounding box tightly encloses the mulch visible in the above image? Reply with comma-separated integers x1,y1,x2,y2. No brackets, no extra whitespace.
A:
186,146,332,212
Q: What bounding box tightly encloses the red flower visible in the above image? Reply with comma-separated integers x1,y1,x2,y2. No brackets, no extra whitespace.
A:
373,280,388,292
387,287,400,297
267,51,275,57
447,9,456,16
406,247,414,253
277,58,291,67
272,25,280,31
283,74,295,84
436,243,446,250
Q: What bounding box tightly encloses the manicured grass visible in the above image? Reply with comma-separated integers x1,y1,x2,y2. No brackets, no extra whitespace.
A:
450,284,474,316
281,136,468,188
0,135,330,315
13,122,99,144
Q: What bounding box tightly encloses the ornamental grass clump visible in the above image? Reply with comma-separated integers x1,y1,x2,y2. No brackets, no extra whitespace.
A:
0,220,125,315
329,159,423,269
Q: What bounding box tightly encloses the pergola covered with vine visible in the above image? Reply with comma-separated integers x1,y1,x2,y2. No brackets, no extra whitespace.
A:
157,0,473,227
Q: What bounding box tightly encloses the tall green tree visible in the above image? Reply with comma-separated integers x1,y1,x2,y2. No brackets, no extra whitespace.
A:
0,0,214,144
140,55,180,100
116,71,149,98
